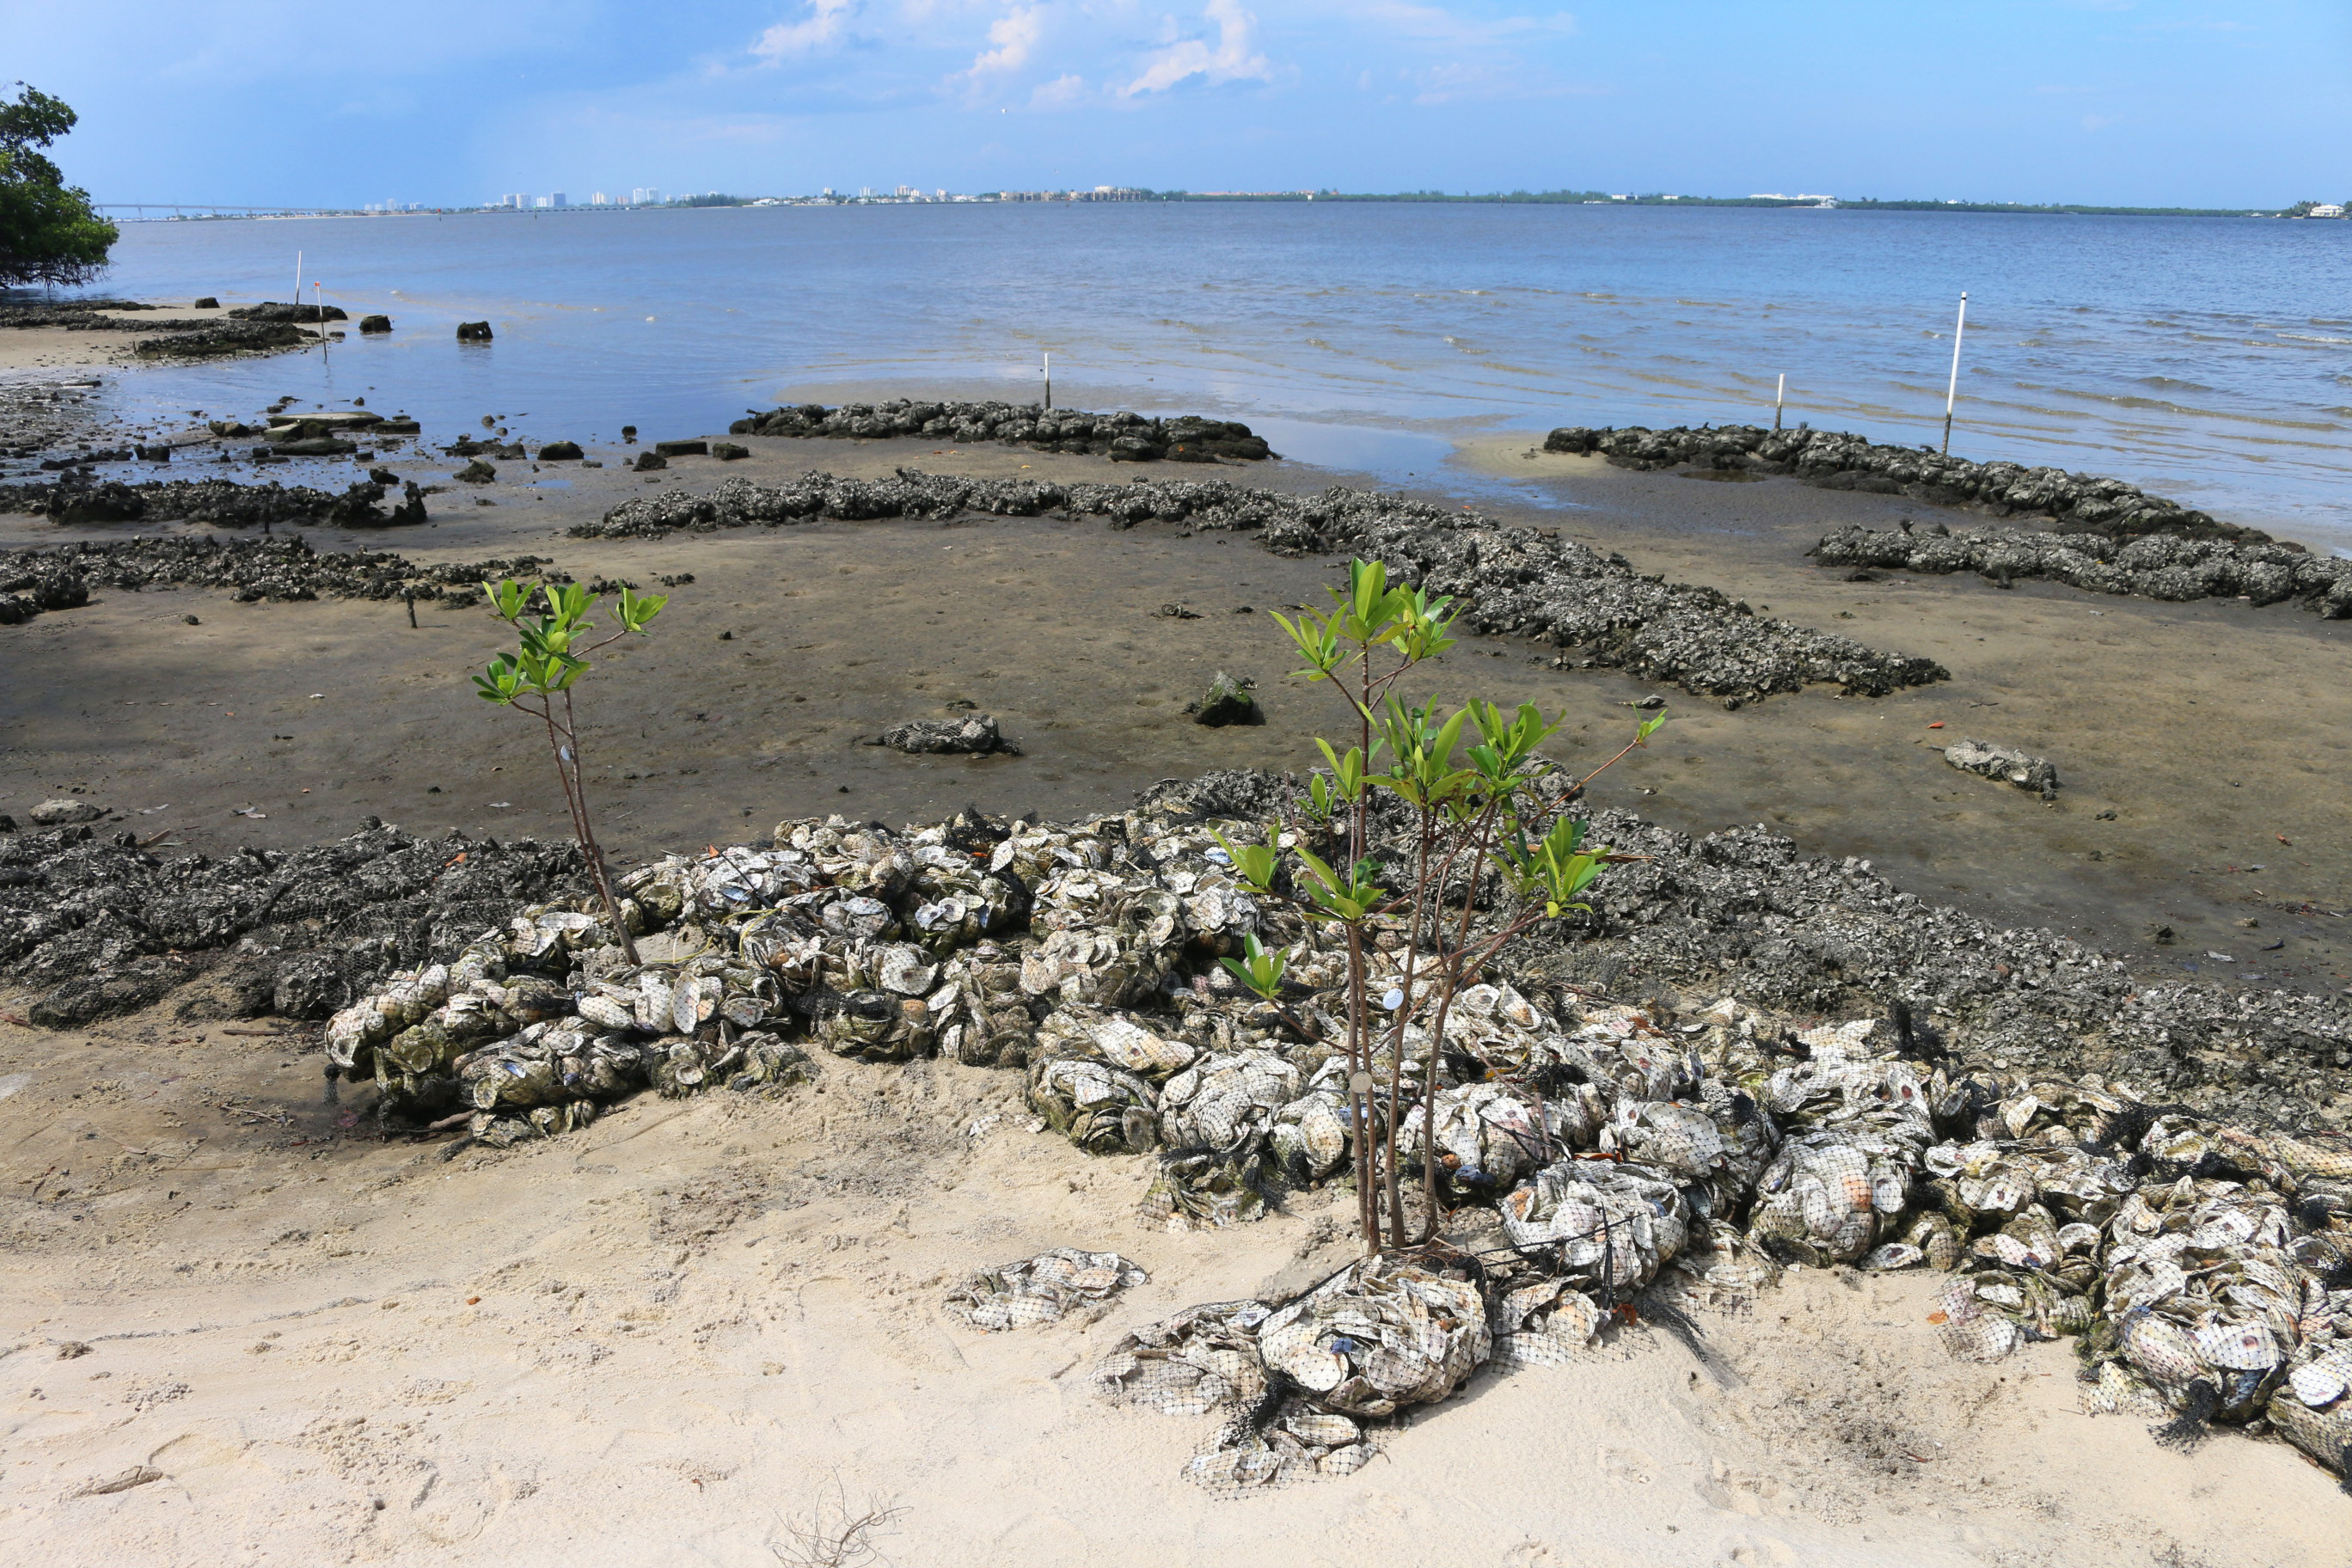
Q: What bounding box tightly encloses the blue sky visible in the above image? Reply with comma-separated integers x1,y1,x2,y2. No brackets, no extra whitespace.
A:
9,0,2347,207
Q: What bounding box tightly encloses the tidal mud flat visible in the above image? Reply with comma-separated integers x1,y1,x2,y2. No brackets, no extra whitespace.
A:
2,360,2349,1563
3,407,2348,985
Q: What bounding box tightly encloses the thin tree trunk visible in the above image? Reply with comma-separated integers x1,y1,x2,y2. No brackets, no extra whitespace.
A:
1344,921,1377,1253
560,689,640,966
1379,804,1434,1248
531,694,638,966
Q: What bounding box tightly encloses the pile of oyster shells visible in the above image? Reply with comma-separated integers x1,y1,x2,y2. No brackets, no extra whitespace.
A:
1812,519,2352,619
325,799,2352,1491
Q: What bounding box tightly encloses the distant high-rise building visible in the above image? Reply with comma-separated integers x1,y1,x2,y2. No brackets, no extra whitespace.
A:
551,193,567,208
591,192,609,205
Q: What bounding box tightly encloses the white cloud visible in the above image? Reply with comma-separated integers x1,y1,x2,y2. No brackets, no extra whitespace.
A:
752,0,854,60
1121,0,1271,95
1031,71,1089,106
968,4,1046,76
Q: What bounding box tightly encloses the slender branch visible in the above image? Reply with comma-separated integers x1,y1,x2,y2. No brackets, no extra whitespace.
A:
1577,730,1657,791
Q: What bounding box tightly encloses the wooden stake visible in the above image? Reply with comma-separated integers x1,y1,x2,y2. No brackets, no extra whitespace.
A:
1043,351,1050,411
1773,372,1785,432
1941,291,1968,456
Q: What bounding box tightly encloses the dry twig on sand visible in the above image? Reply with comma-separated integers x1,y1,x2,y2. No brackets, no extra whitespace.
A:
769,1473,906,1568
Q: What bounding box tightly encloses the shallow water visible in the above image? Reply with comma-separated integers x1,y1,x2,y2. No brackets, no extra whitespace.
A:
55,201,2352,548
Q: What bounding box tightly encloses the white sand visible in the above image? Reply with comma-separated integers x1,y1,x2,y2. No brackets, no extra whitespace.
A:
1,1013,2341,1567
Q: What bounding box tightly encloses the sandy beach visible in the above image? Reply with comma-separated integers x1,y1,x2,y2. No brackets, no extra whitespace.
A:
5,334,2351,1566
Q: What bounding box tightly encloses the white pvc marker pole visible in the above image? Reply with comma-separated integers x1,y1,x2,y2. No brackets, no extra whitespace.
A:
1043,352,1051,411
293,249,303,310
1941,291,1968,456
1774,372,1785,432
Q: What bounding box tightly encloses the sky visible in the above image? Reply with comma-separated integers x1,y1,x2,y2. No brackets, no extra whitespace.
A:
8,0,2349,209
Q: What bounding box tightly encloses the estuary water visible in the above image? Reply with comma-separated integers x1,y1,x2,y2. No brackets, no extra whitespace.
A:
71,200,2352,547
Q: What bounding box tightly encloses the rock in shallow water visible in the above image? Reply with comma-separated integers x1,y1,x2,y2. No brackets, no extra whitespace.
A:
1187,672,1262,727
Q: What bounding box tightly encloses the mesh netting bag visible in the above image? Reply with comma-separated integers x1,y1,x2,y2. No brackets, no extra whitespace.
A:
1094,1299,1273,1418
2271,1343,2352,1474
1489,1274,1606,1370
1605,1099,1728,1185
1160,1051,1301,1152
1026,1049,1162,1155
1748,1130,1914,1265
1141,1146,1272,1229
945,1249,1148,1330
1498,1158,1688,1295
1928,1276,2021,1362
1182,1397,1378,1491
1402,1081,1560,1194
1255,1246,1492,1420
1270,1083,1352,1182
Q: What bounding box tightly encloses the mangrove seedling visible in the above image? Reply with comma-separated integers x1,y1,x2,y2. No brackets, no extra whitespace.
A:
473,578,665,963
1231,556,1669,1253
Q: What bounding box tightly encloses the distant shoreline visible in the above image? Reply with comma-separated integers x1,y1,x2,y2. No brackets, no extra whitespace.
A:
94,193,2297,222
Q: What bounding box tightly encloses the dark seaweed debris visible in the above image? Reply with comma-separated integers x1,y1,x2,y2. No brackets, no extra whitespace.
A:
1811,522,2352,618
0,820,586,1027
1547,424,2269,545
573,470,1947,703
733,398,1271,462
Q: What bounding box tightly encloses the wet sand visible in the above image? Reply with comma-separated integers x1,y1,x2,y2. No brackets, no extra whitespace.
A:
0,299,234,374
4,422,2348,992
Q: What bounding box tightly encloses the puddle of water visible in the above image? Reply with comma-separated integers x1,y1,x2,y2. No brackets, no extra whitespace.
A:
1248,415,1590,515
1248,416,1453,482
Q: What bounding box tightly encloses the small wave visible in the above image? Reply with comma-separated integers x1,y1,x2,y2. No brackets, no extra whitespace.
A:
2136,376,2214,393
2275,332,2352,346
